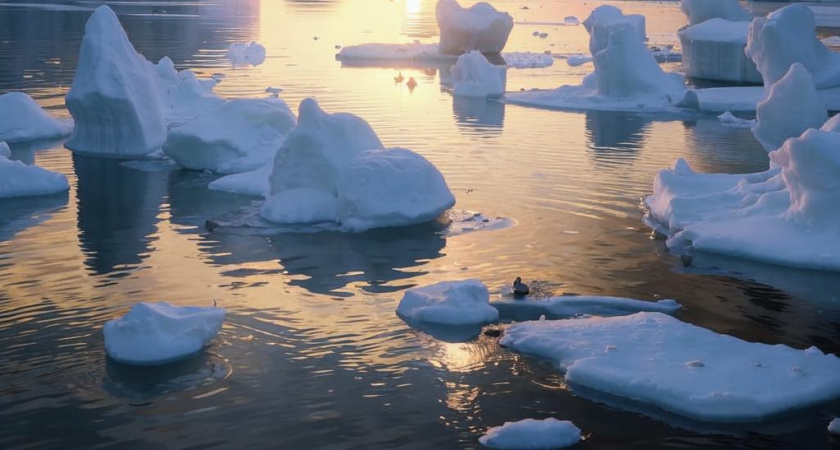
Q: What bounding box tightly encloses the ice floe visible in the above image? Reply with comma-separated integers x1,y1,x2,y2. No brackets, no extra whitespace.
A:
103,302,225,366
436,0,513,55
0,150,69,198
679,19,761,84
164,98,296,174
717,111,755,128
259,98,455,232
502,52,553,69
479,418,581,450
336,42,454,67
644,127,840,271
209,163,271,197
751,63,827,152
397,280,498,341
226,41,266,66
681,0,751,26
0,92,72,144
501,312,840,422
583,5,646,54
450,50,506,98
491,296,681,322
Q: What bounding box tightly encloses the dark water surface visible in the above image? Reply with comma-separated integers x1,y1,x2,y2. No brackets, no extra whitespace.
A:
2,0,840,448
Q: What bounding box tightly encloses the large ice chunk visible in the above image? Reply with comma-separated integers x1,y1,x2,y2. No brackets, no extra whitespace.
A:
0,152,69,198
103,302,226,366
679,19,761,84
583,5,646,55
164,98,296,174
501,312,840,422
479,418,581,450
226,41,266,67
644,129,840,271
209,163,271,197
491,295,680,322
450,50,506,98
397,280,499,328
436,0,513,55
680,0,751,26
746,4,840,89
751,63,827,152
65,6,167,156
154,56,225,126
0,92,73,144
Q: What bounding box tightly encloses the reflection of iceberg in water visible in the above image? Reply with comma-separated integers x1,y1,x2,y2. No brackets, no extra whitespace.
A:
166,169,255,230
681,117,768,173
584,110,648,160
452,96,505,133
73,154,167,275
0,193,68,242
202,225,448,295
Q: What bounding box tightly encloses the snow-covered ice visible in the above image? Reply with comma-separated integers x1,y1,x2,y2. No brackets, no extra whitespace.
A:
502,52,553,69
479,418,581,450
154,56,224,126
436,0,513,55
830,418,840,435
227,41,266,66
0,152,69,198
506,11,685,113
164,98,296,174
491,295,680,321
501,312,840,422
717,111,755,128
583,5,646,55
450,51,506,98
751,63,827,152
336,42,454,66
644,127,840,271
679,19,761,84
261,98,455,231
680,0,750,26
209,163,271,197
678,86,764,113
746,4,840,90
0,92,73,144
397,280,499,331
103,302,225,366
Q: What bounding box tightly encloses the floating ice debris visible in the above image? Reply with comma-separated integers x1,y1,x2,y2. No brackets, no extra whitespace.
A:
397,280,499,332
209,163,271,198
491,296,681,321
502,52,553,69
0,150,69,198
717,111,755,128
680,0,750,26
436,0,513,55
679,18,761,84
502,312,840,422
479,418,581,449
751,63,827,152
0,92,72,144
450,51,506,98
164,98,296,174
104,302,225,366
226,41,266,66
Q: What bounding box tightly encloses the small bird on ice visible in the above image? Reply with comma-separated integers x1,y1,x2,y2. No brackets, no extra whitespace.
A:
394,71,405,83
513,277,530,298
265,87,283,97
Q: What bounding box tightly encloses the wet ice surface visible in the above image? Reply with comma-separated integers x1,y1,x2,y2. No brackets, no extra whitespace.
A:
2,0,840,449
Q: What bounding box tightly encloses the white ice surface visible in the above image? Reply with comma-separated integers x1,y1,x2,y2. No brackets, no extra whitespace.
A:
227,41,266,66
436,0,513,55
479,418,581,450
491,296,680,321
718,111,755,128
679,19,761,84
451,51,506,98
0,92,72,144
503,52,554,69
397,280,499,327
0,154,69,198
336,42,453,64
103,302,225,366
583,5,646,55
680,0,751,26
501,312,840,422
0,142,8,158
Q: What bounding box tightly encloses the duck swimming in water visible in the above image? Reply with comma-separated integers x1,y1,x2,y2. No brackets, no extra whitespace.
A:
513,277,529,298
406,77,418,91
394,71,404,83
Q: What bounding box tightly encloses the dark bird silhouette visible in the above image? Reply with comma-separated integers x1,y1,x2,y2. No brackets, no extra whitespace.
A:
513,277,530,298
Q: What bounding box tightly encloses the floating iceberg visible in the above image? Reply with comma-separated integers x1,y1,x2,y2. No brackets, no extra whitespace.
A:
645,127,840,271
450,51,506,98
479,418,581,450
502,312,840,422
491,296,680,322
502,52,553,69
103,302,226,366
679,19,761,84
164,98,296,174
397,280,499,332
227,41,266,67
751,63,827,152
583,5,646,55
0,92,73,144
680,0,751,26
0,152,69,198
261,98,455,232
746,4,840,90
436,0,513,55
506,13,684,113
66,6,222,157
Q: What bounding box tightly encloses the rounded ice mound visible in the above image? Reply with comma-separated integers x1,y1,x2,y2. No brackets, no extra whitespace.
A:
154,56,224,126
164,98,297,174
680,0,751,26
0,92,73,144
103,302,226,366
260,187,339,224
227,41,267,67
450,50,507,98
479,418,582,450
65,6,167,157
337,148,456,231
0,154,69,198
830,418,840,435
746,4,840,89
752,63,827,152
436,0,514,55
397,280,499,326
583,5,646,55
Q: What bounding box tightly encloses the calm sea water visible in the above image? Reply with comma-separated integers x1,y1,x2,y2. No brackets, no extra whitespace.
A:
2,0,840,448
